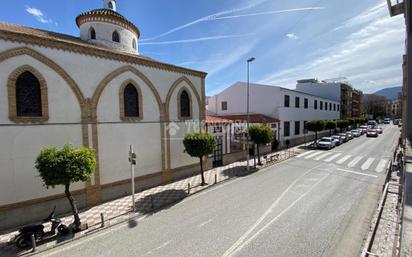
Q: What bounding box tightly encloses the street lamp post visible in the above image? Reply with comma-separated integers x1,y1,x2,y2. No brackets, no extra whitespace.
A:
246,57,256,171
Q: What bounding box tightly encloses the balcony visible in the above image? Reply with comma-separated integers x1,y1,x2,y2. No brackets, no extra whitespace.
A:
387,0,405,17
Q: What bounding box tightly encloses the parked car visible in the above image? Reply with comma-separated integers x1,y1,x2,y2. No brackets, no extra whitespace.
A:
339,133,348,142
359,125,368,134
368,120,377,128
383,118,391,124
345,131,354,140
331,135,343,146
366,129,378,137
351,129,361,137
376,127,383,134
317,137,336,150
393,119,400,125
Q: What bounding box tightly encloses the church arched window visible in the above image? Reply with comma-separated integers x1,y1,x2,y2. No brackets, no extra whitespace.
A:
132,38,136,50
8,66,49,123
16,71,43,117
90,27,96,40
112,31,120,43
120,81,143,121
124,84,139,117
179,89,191,119
108,2,113,9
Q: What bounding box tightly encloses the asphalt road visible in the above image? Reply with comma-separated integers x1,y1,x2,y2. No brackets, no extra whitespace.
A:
38,125,400,257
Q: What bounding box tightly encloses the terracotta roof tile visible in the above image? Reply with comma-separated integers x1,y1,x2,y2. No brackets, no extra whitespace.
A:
205,116,232,124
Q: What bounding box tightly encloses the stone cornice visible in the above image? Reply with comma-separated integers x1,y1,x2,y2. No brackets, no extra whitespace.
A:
0,28,207,79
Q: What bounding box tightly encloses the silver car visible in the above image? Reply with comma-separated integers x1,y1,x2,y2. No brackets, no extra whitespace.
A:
351,129,361,137
331,135,343,146
317,137,336,150
345,132,354,140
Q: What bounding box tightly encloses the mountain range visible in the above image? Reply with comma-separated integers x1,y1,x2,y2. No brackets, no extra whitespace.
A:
372,86,402,100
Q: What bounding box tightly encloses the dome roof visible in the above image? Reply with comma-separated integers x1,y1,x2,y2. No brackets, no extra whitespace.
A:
76,9,140,38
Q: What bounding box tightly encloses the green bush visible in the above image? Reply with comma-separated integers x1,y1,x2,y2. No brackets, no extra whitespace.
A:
36,144,96,229
249,125,274,165
183,132,217,185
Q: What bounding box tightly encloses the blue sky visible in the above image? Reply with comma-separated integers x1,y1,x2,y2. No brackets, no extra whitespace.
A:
0,0,406,95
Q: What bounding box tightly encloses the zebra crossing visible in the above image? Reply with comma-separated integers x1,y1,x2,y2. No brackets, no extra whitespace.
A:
296,150,389,173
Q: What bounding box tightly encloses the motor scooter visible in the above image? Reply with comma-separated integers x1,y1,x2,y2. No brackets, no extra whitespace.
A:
13,206,69,249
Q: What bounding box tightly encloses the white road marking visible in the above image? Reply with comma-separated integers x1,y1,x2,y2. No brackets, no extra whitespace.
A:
324,153,342,162
221,173,329,257
296,150,314,158
347,156,363,168
220,163,325,257
314,152,333,161
337,168,378,178
336,155,351,164
198,218,214,228
361,158,375,171
375,159,389,173
304,151,323,159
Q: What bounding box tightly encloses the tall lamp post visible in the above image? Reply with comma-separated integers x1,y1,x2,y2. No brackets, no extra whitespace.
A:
246,57,256,171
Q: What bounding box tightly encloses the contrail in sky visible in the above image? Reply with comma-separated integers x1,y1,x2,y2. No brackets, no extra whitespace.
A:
141,0,269,41
140,34,251,45
214,7,325,20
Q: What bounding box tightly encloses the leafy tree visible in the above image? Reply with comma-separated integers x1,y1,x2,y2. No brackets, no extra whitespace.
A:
346,118,355,128
183,132,217,185
36,144,96,230
305,120,325,143
325,120,337,136
249,125,274,165
337,120,349,132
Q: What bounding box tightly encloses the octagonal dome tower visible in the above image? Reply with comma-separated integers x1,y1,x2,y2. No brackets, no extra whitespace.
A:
76,0,140,54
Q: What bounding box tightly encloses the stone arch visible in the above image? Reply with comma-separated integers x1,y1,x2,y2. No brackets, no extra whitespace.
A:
92,65,164,120
165,76,201,121
0,47,86,106
7,65,49,123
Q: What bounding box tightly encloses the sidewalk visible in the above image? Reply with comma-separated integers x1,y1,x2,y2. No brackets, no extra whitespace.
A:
0,147,302,256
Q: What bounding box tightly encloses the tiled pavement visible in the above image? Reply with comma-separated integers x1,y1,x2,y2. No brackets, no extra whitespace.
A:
361,152,403,257
0,148,300,256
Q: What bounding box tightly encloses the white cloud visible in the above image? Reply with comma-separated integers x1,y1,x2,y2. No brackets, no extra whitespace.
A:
26,6,55,25
258,2,405,93
286,33,298,40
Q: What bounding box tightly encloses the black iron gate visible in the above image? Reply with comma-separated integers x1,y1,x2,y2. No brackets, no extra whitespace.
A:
213,136,223,167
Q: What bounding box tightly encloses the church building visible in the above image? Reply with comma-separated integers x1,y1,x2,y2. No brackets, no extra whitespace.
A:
0,0,206,229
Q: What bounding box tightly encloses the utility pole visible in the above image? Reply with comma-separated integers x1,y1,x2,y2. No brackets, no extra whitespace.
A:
129,145,137,212
246,57,256,171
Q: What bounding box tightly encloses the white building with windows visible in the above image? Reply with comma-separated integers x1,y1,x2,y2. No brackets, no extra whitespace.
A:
0,0,206,229
207,82,340,146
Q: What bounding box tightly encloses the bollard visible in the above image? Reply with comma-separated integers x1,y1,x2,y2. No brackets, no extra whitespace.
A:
150,195,155,210
31,234,36,253
100,213,105,228
215,174,217,184
188,183,191,194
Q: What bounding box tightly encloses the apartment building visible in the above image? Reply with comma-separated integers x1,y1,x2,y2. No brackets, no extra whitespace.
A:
207,82,340,146
296,78,363,118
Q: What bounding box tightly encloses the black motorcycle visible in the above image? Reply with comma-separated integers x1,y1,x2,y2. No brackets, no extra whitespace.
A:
14,207,69,249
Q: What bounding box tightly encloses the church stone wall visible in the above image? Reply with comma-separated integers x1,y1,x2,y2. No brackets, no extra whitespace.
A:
0,39,205,229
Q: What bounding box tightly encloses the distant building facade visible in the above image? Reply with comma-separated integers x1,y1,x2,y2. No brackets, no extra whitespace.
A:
207,82,340,147
386,99,402,119
296,78,363,118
